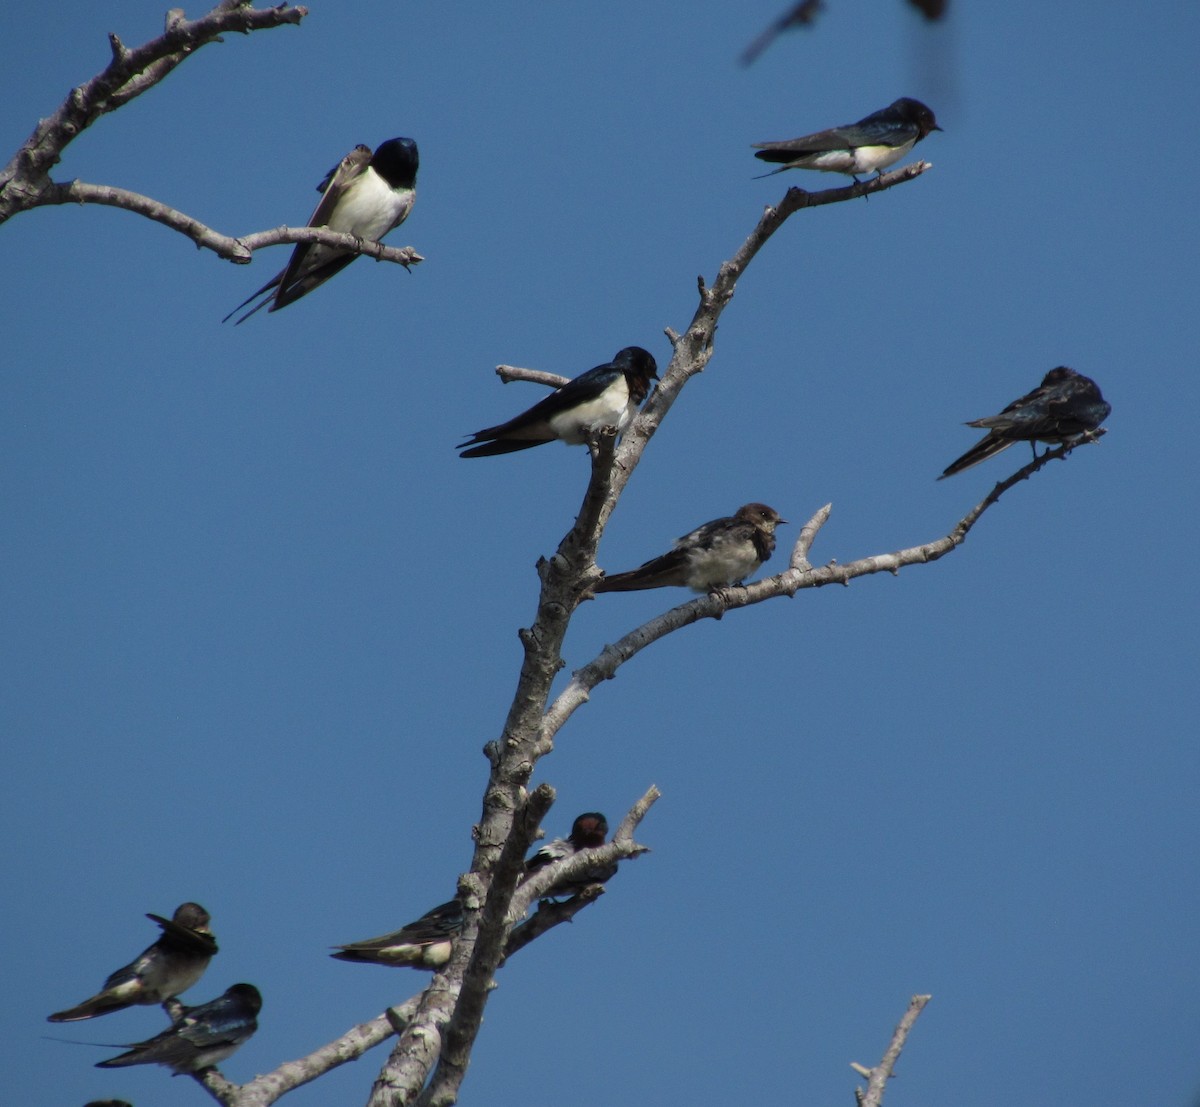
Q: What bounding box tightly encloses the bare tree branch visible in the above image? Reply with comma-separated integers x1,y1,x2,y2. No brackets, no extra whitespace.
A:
344,164,938,1107
35,180,423,268
540,431,1106,741
416,788,659,1107
178,787,659,1107
0,3,420,276
852,994,932,1107
495,365,571,388
1,3,307,221
195,1003,416,1107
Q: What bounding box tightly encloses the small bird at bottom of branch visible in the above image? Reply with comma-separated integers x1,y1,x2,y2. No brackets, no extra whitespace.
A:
752,97,941,181
94,983,261,1073
939,366,1111,478
331,898,464,970
595,503,785,594
522,812,618,897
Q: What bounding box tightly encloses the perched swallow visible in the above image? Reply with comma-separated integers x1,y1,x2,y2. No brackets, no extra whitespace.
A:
458,346,658,458
49,903,218,1023
224,136,419,323
331,899,463,970
95,983,261,1073
522,812,618,896
939,367,1112,479
753,98,941,180
596,503,785,593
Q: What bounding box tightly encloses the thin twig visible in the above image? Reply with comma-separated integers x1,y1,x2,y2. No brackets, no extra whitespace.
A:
495,366,571,388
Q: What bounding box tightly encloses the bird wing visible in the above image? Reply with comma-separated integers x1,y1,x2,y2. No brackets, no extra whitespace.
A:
146,913,219,955
271,145,374,309
459,365,619,449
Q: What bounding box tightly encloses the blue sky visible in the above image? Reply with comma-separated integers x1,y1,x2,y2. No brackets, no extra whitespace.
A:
3,2,1198,1105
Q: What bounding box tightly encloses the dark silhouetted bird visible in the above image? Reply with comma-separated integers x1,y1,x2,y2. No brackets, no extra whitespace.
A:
49,903,217,1022
331,899,463,971
95,983,261,1073
596,503,785,593
225,137,419,323
753,98,941,180
458,346,657,457
522,812,618,896
939,367,1111,479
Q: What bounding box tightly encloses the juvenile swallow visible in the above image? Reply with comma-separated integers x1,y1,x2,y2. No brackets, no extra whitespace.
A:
49,903,218,1023
523,812,618,896
331,899,463,970
939,367,1111,479
753,97,941,180
458,346,658,458
224,136,419,323
95,983,261,1073
596,503,785,593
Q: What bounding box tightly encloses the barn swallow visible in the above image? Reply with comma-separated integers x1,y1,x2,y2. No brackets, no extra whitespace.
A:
95,983,261,1073
224,136,419,323
457,346,658,457
49,903,217,1022
522,812,618,896
331,899,463,970
753,98,941,180
596,503,785,593
939,367,1111,478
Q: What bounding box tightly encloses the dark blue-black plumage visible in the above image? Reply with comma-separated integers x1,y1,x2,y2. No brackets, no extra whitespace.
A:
939,366,1111,478
458,346,657,457
95,983,261,1073
753,97,941,180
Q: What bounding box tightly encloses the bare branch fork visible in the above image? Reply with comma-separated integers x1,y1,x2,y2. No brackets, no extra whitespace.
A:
0,3,420,273
18,18,939,1093
190,785,657,1107
353,165,938,1107
851,995,932,1107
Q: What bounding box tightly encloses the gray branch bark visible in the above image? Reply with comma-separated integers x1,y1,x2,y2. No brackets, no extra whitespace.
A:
0,3,421,275
852,994,932,1107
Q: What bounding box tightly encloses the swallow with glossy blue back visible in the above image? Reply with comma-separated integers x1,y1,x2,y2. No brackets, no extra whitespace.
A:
94,983,261,1073
49,902,218,1022
939,367,1111,478
753,98,941,180
331,899,464,971
596,503,786,593
458,346,658,457
224,137,419,323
